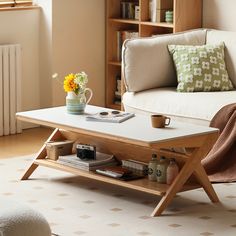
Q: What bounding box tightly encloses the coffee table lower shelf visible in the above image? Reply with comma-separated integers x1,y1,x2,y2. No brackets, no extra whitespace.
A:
34,159,200,197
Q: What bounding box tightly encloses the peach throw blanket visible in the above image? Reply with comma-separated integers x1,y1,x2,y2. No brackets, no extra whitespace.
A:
202,103,236,182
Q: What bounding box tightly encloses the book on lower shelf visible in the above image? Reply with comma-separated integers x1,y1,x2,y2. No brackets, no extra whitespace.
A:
122,159,148,175
57,152,118,171
96,166,145,181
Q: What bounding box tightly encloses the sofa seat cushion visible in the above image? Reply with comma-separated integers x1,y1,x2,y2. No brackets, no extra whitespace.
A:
123,87,236,125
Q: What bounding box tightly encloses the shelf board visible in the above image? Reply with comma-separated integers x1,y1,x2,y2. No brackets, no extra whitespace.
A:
108,18,173,28
108,61,121,66
109,18,139,25
141,21,174,28
34,159,200,196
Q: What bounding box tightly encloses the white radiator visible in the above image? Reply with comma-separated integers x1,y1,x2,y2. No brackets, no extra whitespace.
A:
0,44,22,136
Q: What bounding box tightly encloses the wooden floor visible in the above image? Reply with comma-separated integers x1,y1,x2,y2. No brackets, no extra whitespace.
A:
0,127,52,159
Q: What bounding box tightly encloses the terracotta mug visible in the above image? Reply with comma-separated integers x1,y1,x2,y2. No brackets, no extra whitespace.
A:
151,114,171,128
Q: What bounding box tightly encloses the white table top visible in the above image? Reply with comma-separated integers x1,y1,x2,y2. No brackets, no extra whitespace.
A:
16,105,218,145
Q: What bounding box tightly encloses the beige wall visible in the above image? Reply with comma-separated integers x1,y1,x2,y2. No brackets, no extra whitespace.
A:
0,9,40,113
0,0,105,116
52,0,105,107
36,0,53,108
203,0,236,31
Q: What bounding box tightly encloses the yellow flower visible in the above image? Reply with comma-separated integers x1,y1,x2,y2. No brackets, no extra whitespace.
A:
63,73,79,93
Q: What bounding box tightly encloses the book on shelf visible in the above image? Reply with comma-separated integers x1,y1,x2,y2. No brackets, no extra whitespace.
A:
149,0,173,23
116,75,121,88
149,0,173,12
115,74,121,102
86,111,134,123
120,1,138,20
116,74,121,81
57,152,118,171
116,30,139,61
115,91,121,99
114,93,121,104
57,160,118,171
116,31,122,61
96,166,145,181
122,159,148,175
114,100,121,105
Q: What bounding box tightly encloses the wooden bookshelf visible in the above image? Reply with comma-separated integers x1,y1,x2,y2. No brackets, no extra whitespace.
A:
106,0,202,109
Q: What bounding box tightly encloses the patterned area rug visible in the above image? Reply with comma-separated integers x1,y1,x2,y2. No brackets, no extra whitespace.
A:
0,155,236,236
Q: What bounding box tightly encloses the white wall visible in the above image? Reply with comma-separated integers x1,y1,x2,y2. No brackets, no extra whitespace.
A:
51,0,105,107
0,9,40,112
203,0,236,31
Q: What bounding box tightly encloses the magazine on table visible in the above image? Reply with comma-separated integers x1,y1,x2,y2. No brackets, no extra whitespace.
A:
86,110,135,123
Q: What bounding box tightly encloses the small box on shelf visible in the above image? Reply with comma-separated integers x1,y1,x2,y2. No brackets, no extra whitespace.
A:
45,140,74,161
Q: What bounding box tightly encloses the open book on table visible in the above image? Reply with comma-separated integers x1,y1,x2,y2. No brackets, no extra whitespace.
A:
86,111,135,123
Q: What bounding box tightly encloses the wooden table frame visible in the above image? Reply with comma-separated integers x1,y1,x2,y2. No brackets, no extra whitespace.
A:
19,121,220,217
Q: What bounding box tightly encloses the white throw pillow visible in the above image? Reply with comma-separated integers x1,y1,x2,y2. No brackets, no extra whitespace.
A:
122,29,207,92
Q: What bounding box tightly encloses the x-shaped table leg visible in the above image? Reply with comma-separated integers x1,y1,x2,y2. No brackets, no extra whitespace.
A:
151,144,219,217
21,128,62,180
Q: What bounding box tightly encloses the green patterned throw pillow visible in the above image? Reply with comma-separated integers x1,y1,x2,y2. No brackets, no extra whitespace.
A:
168,43,234,92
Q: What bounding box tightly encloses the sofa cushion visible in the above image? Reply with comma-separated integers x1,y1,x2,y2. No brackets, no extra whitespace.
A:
123,88,236,125
206,29,236,88
168,43,234,92
122,29,207,92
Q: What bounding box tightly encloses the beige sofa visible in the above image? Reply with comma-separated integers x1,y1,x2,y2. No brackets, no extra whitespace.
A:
122,29,236,126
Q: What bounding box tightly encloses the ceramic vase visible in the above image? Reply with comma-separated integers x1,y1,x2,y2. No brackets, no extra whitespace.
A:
66,89,93,114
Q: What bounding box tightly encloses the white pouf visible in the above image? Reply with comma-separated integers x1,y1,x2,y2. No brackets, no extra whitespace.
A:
0,199,51,236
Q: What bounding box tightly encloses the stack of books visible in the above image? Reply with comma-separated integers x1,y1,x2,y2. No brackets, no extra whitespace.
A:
122,159,148,176
120,1,139,19
57,152,117,171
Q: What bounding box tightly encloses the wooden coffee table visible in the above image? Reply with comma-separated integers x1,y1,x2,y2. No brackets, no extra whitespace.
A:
16,105,220,217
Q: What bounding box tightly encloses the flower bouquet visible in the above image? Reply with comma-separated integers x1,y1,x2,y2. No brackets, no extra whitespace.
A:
53,72,93,114
63,72,88,95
